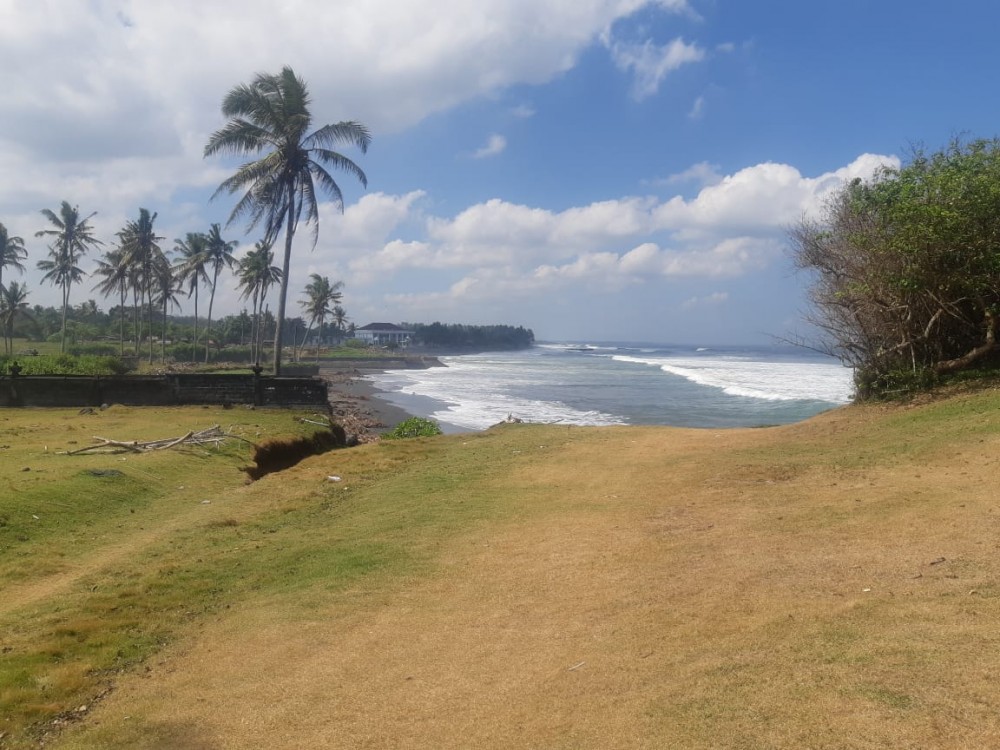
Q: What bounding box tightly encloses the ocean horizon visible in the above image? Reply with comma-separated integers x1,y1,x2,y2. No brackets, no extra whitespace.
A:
368,342,855,432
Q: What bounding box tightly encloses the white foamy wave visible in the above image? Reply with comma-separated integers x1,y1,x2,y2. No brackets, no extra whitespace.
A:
612,354,852,403
371,362,625,430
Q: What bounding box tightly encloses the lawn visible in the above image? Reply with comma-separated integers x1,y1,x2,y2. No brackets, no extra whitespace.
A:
2,390,1000,748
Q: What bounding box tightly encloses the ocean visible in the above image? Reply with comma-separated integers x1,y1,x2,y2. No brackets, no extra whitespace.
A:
368,343,855,432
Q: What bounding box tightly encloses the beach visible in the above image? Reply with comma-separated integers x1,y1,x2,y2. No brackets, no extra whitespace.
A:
318,361,423,441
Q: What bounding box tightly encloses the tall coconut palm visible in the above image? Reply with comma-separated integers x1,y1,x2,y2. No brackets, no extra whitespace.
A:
236,240,282,364
0,222,28,294
204,66,369,375
331,304,348,343
35,202,102,352
37,245,86,350
118,208,164,363
0,281,31,354
298,273,343,362
151,254,181,362
173,232,209,362
92,246,132,356
202,223,237,363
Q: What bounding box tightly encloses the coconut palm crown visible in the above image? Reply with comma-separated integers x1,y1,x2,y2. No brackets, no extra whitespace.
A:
36,202,102,352
0,222,28,294
204,65,369,374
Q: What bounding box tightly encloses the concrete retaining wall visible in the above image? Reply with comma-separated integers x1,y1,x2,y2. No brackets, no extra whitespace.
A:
0,374,328,408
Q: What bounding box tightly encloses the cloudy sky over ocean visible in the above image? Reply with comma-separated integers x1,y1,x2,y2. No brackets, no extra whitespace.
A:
2,1,997,344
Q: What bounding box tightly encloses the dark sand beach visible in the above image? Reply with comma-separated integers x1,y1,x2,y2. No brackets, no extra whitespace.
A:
319,363,420,441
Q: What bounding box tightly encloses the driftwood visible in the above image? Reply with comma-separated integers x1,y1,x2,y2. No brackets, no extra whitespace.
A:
62,425,254,455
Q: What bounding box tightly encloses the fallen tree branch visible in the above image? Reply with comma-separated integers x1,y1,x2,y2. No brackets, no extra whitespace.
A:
60,425,251,455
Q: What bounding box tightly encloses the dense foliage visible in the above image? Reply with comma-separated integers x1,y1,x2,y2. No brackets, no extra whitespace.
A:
407,322,534,351
791,138,1000,398
0,353,132,376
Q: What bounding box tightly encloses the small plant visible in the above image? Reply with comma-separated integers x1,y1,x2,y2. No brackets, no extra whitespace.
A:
382,417,442,440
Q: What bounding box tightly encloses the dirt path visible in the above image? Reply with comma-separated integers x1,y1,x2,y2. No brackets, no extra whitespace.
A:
0,491,245,621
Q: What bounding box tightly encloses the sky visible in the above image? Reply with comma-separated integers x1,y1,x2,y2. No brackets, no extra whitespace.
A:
2,0,999,345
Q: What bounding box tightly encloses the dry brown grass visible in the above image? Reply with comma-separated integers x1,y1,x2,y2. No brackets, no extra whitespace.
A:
47,392,1000,748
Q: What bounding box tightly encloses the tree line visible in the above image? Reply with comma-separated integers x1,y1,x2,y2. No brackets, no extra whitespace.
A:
791,137,1000,398
0,207,351,366
406,322,535,350
0,65,369,373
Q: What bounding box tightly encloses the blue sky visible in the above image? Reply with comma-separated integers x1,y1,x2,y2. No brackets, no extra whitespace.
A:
1,0,998,344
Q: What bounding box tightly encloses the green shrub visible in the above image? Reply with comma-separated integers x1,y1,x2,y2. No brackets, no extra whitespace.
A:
382,417,443,440
0,354,132,376
68,343,120,357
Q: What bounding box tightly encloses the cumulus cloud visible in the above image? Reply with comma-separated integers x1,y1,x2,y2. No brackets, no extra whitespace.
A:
330,153,897,318
0,0,706,243
472,134,508,159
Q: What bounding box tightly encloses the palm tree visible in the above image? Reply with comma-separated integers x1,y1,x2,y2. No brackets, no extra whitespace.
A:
173,232,209,362
0,222,28,294
202,223,237,363
151,254,181,362
204,66,369,375
331,304,348,343
236,240,282,364
92,246,132,356
118,208,164,363
298,273,343,362
35,202,102,352
0,281,30,354
37,245,86,350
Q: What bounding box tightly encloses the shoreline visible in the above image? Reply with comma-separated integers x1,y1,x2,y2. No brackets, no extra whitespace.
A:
319,365,422,442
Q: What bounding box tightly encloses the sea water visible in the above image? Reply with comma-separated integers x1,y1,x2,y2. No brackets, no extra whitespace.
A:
368,343,854,432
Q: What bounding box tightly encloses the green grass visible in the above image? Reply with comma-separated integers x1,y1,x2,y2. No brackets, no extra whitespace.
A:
6,390,1000,748
0,413,553,748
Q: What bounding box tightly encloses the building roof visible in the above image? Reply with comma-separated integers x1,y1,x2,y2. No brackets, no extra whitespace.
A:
356,323,409,332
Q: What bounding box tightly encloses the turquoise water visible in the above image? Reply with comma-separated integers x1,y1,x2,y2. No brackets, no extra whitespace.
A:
368,342,854,432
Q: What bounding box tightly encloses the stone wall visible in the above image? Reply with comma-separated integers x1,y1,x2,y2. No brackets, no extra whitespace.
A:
0,374,328,408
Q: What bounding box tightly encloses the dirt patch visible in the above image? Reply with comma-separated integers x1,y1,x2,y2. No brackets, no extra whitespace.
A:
243,424,348,480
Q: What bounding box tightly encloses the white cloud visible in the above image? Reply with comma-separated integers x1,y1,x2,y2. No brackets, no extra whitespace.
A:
337,153,896,318
608,37,706,100
659,161,723,187
688,94,706,119
510,104,536,118
396,153,896,278
681,291,729,309
472,134,508,159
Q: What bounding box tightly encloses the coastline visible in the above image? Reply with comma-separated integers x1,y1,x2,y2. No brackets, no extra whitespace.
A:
319,363,424,442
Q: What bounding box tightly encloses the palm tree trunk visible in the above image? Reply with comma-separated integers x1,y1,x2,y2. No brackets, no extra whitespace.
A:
250,289,260,363
133,288,142,355
161,298,167,363
119,288,126,357
148,285,155,364
192,286,199,364
272,190,296,376
205,267,219,364
60,283,69,353
298,321,313,361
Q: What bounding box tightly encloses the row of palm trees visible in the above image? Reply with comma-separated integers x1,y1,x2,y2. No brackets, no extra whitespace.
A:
0,205,280,363
1,206,352,365
1,65,368,372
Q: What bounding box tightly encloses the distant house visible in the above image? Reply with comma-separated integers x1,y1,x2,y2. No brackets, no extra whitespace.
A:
355,322,412,347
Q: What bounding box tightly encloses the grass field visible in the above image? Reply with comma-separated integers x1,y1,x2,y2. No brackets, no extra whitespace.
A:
3,390,1000,748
